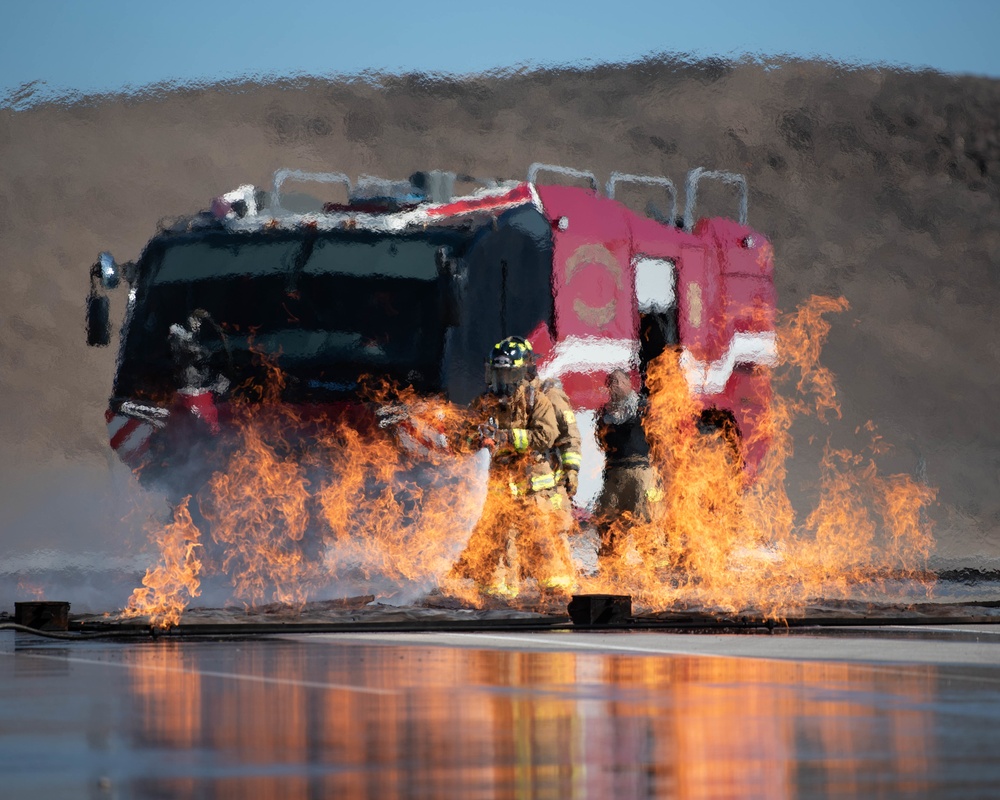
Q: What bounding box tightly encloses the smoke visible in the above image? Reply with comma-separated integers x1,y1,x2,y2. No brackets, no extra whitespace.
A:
0,460,168,613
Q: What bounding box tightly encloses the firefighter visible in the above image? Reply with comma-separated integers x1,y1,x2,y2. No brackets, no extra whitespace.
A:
167,310,231,399
168,311,214,396
508,337,583,518
450,336,576,598
594,368,658,566
166,309,232,435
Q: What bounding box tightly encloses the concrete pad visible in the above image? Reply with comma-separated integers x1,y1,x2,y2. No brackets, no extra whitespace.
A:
4,625,1000,797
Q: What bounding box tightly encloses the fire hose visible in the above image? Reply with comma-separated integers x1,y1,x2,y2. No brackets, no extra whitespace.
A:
4,599,1000,642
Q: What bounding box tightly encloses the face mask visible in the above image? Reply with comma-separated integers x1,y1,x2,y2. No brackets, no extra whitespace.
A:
494,381,517,398
489,366,526,398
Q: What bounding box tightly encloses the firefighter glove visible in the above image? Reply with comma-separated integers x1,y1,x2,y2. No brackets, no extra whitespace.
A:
565,469,579,498
492,428,513,451
479,423,508,452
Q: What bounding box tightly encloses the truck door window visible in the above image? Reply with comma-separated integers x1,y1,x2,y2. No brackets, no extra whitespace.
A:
634,257,676,313
634,257,679,368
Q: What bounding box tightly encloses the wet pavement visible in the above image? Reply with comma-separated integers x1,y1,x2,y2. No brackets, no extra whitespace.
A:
3,623,1000,799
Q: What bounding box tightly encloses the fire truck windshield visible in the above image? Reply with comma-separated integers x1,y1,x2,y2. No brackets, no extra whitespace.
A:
115,231,455,401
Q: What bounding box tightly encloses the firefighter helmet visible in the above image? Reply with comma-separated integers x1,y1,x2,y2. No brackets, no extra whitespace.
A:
490,336,532,368
505,335,540,379
487,336,533,397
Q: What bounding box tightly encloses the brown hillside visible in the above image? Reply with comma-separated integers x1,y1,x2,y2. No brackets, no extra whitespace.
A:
2,58,999,567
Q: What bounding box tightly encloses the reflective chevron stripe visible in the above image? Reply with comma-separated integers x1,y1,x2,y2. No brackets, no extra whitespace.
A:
107,414,154,469
531,472,556,492
561,450,582,469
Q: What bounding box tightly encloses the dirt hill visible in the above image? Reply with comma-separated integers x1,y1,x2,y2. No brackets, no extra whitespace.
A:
2,57,999,567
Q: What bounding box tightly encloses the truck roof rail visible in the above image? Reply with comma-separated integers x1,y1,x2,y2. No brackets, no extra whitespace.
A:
272,169,353,213
683,167,748,232
355,173,419,199
413,170,499,203
606,172,678,225
527,163,599,193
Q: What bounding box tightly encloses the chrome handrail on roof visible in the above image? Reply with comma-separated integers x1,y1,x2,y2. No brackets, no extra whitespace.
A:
271,169,353,213
683,167,748,232
527,163,599,193
606,171,678,225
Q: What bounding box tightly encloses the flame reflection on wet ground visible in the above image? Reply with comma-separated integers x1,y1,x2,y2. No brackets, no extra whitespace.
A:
3,630,1000,798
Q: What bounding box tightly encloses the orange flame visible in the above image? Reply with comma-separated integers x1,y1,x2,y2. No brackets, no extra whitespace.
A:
202,412,312,607
581,295,936,618
313,381,487,600
123,295,936,621
123,496,202,628
16,580,46,600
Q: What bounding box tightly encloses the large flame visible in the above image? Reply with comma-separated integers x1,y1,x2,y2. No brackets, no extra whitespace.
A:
311,383,486,598
123,294,936,626
582,295,936,617
123,496,203,628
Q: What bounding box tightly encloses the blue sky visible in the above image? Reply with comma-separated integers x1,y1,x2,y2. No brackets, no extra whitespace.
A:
2,0,999,106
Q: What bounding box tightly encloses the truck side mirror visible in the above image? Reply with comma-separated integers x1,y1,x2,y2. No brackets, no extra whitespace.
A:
97,251,121,290
87,291,111,347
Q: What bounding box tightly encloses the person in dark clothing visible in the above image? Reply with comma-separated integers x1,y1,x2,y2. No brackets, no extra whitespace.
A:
594,369,658,565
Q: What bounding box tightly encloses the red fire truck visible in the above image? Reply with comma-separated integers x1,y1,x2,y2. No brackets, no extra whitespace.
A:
86,163,776,494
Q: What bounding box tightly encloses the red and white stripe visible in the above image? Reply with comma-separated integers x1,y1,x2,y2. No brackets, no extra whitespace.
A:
422,183,534,219
538,330,777,396
679,331,778,395
105,402,168,470
225,182,536,234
